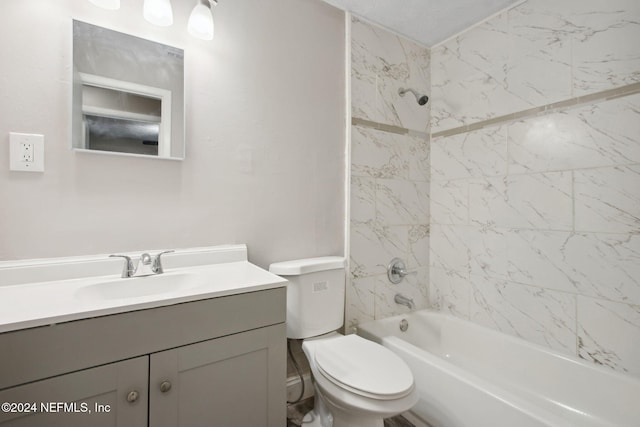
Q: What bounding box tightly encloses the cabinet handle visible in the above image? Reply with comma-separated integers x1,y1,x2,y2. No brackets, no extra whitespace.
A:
126,390,139,403
160,381,172,393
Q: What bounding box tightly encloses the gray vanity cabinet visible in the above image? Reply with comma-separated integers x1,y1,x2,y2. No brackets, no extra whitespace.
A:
150,324,284,427
0,288,286,427
0,357,149,427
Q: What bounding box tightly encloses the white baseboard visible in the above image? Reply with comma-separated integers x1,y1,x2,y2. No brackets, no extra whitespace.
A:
286,373,314,403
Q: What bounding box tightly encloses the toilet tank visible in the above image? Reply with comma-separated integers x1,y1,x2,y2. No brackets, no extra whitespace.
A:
269,257,345,339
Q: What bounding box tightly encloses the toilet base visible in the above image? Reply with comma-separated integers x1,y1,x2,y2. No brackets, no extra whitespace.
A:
306,384,385,427
301,409,323,427
302,409,384,427
302,386,333,427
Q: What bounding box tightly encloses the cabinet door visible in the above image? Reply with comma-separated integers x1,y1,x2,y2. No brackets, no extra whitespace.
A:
150,323,286,427
0,356,148,427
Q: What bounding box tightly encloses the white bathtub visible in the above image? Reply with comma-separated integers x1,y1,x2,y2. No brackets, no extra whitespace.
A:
357,310,640,427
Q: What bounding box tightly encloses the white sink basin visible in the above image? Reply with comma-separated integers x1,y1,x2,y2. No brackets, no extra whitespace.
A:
75,272,199,300
0,244,289,334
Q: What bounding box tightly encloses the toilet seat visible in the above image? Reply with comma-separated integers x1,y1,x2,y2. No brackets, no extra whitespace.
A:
314,335,414,400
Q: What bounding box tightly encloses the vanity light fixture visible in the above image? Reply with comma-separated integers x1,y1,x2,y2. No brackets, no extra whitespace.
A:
188,0,217,40
89,0,220,41
88,0,120,10
143,0,174,27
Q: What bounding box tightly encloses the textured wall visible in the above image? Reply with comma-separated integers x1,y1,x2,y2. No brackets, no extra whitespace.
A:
430,0,640,376
0,0,345,269
347,16,431,333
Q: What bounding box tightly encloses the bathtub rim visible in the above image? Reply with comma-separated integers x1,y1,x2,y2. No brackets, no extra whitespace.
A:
357,309,640,427
357,309,640,387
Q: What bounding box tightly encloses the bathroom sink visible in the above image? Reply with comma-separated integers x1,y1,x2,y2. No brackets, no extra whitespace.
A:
75,272,199,300
0,244,289,335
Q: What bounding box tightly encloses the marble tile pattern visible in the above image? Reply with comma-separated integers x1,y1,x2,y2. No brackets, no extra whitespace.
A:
470,276,577,354
578,297,640,375
348,125,431,332
431,0,640,133
430,93,640,376
347,18,431,334
351,16,431,133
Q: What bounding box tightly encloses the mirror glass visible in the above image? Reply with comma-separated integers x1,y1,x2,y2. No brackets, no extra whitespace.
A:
72,21,185,159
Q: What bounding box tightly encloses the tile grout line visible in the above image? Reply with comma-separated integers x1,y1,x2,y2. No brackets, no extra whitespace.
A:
575,293,579,357
432,81,640,139
571,170,576,234
351,117,429,139
435,255,640,306
428,160,640,182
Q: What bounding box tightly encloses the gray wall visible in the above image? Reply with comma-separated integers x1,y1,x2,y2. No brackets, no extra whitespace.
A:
0,0,346,269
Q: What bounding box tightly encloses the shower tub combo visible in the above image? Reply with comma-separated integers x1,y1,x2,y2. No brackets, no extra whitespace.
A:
357,310,640,427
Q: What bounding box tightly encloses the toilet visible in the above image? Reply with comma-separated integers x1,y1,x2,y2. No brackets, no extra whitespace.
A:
269,257,417,427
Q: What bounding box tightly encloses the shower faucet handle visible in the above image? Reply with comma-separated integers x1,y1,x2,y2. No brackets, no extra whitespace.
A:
387,258,416,284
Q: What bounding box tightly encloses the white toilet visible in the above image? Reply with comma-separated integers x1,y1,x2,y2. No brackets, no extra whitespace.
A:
269,257,417,427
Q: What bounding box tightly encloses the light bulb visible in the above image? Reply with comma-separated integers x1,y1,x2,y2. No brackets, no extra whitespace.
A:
89,0,120,10
188,1,214,40
144,0,174,27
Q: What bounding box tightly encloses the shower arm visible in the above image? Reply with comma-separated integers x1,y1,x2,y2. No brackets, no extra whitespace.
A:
398,87,429,105
398,88,419,98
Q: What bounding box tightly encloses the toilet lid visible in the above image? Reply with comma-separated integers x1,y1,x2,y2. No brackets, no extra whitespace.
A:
314,335,413,398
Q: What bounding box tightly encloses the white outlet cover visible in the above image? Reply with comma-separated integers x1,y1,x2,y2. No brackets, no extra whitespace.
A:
9,132,44,172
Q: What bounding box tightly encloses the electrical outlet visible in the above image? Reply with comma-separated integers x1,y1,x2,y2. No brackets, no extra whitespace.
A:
21,142,34,162
9,133,44,172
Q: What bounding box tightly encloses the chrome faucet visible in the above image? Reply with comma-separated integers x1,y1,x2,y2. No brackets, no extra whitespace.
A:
394,293,415,310
387,258,417,284
135,253,154,276
110,254,135,278
110,250,174,278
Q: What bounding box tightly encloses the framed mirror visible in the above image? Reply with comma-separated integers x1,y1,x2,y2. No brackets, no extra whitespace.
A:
72,21,185,159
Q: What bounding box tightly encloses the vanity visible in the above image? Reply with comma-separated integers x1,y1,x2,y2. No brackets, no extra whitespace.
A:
0,245,287,426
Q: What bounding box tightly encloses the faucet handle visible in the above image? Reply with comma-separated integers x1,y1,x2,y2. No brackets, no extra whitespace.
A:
152,250,175,274
387,258,416,284
396,266,417,277
110,254,134,278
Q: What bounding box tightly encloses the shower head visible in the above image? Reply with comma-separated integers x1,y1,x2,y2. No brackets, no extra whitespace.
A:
399,88,429,106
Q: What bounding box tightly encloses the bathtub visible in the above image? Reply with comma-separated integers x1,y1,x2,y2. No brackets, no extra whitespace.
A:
357,310,640,427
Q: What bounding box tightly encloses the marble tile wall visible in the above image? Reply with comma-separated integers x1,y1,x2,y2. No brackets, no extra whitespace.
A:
431,0,640,133
347,17,431,333
430,0,640,376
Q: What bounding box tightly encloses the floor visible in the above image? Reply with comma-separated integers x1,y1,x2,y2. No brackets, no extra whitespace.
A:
287,397,415,427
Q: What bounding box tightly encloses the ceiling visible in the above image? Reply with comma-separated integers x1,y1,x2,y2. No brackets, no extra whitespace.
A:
322,0,522,47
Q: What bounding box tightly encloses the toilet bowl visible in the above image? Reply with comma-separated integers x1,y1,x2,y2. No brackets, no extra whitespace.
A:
268,257,418,427
302,333,418,427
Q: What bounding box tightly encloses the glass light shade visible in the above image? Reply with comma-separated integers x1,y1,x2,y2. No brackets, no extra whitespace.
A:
89,0,120,10
144,0,174,27
188,3,214,40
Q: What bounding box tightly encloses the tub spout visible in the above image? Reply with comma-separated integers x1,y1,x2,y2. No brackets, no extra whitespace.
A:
394,293,415,310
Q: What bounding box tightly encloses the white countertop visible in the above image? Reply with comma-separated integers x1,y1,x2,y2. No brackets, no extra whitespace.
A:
0,246,288,334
